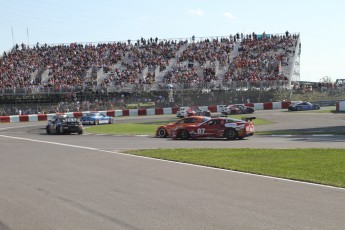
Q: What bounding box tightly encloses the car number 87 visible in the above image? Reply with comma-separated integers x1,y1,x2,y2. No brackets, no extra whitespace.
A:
197,128,205,134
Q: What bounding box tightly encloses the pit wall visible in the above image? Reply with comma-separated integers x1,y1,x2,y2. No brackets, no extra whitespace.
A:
0,101,314,123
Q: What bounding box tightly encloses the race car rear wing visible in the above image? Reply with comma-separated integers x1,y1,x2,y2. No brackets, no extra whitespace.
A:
242,116,256,121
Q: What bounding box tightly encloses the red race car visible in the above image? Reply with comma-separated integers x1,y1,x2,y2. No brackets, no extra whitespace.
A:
176,106,211,118
156,116,211,138
172,116,255,140
220,104,255,115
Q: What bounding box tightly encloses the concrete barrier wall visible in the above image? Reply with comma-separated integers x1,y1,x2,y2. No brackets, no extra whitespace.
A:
336,101,345,112
0,101,337,123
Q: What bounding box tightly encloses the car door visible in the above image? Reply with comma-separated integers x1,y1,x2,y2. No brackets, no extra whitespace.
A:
99,114,107,124
306,103,312,110
198,119,222,137
167,118,186,134
51,119,58,133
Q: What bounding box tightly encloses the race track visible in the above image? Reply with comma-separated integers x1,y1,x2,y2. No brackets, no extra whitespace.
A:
0,109,344,229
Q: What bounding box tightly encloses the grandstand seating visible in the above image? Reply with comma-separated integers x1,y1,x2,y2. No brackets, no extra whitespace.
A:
0,32,307,115
1,33,300,94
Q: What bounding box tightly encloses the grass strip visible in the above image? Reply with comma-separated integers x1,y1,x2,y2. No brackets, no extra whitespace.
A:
125,148,345,188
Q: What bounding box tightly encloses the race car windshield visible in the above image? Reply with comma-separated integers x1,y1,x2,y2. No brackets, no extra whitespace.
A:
226,119,242,123
202,117,211,122
89,113,98,116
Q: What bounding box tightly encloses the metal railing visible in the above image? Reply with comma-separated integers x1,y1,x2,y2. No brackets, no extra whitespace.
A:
0,80,292,96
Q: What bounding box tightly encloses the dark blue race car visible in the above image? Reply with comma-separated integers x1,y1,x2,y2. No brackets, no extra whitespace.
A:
46,115,83,135
288,102,321,111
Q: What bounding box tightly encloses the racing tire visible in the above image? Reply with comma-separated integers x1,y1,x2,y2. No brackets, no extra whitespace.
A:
224,128,238,140
157,128,167,138
56,126,61,135
247,108,254,114
179,130,190,140
46,126,51,134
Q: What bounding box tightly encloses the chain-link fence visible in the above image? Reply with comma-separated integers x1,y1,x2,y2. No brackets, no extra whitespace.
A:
1,81,344,116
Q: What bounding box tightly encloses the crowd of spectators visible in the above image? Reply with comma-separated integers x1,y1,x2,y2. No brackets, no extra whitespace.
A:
102,39,187,88
3,32,345,116
161,38,234,84
1,33,299,94
0,91,170,115
292,81,342,94
223,32,298,83
178,38,234,66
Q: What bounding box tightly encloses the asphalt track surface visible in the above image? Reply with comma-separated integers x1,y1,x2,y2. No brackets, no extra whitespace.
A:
0,108,344,230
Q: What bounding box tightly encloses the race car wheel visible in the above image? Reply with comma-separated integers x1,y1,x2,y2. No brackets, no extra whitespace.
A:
56,126,61,134
78,129,83,135
247,108,254,114
157,128,167,138
46,126,51,134
179,130,190,140
224,128,237,140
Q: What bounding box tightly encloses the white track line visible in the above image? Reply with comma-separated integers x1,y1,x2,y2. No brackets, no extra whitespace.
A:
0,124,40,130
0,134,344,191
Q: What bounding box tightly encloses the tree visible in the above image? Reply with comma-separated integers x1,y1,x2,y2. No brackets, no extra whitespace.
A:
319,76,333,84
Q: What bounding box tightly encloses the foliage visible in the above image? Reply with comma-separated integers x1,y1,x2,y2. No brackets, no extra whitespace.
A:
126,148,345,188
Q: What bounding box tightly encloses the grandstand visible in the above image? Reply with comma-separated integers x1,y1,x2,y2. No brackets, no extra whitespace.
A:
0,32,302,115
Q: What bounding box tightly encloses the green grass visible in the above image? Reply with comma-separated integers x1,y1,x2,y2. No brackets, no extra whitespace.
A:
125,148,345,188
84,116,272,135
84,116,345,188
84,123,157,135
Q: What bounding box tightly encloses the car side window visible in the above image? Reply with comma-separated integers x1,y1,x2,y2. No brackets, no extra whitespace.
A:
202,117,211,122
214,120,221,125
176,120,185,124
183,118,191,123
189,118,197,123
208,120,220,126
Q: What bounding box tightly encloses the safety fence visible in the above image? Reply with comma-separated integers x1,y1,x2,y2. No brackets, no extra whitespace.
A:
0,100,319,123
